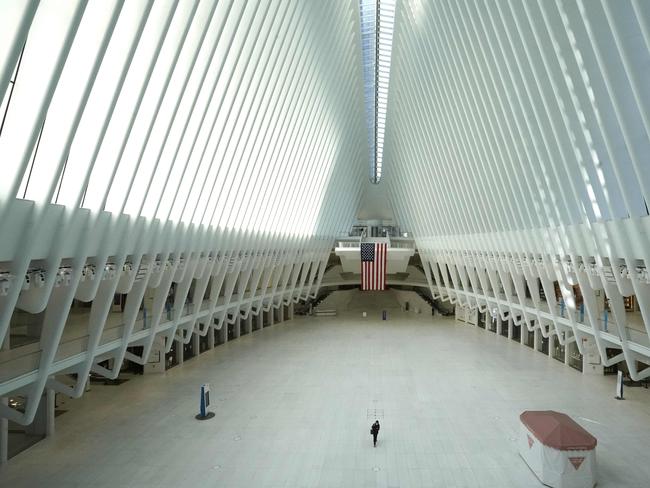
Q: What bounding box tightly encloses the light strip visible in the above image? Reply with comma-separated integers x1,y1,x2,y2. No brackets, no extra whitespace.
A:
359,0,376,182
359,0,395,184
375,0,395,183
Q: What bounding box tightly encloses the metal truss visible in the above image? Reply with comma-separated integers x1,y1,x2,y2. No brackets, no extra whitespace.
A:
386,0,650,376
0,0,368,425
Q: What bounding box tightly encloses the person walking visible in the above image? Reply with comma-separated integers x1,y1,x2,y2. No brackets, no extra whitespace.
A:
370,420,380,447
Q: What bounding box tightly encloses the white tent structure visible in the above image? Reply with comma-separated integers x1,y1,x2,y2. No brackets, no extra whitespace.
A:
520,410,597,488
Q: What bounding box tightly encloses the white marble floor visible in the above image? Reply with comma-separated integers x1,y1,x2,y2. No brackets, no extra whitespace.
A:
1,303,650,487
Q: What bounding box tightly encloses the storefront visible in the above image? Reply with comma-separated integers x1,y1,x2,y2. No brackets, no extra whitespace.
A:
165,338,179,370
553,335,566,363
500,317,509,338
538,329,549,355
227,319,237,341
568,341,583,372
199,332,210,353
183,337,196,361
488,315,497,333
477,311,486,329
603,348,619,375
214,322,226,345
524,324,535,349
511,319,521,342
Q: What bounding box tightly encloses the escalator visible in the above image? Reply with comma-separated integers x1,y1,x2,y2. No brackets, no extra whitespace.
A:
414,289,435,315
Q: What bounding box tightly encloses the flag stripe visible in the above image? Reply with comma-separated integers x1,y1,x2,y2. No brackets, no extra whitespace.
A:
382,244,388,290
376,244,380,289
360,242,387,291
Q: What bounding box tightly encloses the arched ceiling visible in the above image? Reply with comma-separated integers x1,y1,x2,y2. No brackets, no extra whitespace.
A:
382,0,650,381
0,0,366,241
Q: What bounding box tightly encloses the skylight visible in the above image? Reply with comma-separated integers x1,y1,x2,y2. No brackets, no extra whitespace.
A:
359,0,395,184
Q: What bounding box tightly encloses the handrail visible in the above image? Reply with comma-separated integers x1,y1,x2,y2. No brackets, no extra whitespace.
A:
336,241,360,248
335,239,416,249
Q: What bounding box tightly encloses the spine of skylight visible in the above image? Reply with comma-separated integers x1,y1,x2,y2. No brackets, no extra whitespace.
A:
374,0,379,184
374,0,395,184
359,0,377,184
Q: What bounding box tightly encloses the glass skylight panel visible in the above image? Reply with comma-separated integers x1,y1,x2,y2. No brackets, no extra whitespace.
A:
359,0,376,183
375,0,394,184
359,0,394,184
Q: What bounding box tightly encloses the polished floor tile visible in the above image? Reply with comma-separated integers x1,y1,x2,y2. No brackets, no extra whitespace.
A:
2,301,649,487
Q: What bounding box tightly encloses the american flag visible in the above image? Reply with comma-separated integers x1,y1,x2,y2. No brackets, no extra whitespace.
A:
361,242,387,290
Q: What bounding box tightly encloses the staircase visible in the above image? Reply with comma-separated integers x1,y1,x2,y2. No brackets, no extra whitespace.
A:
415,289,441,315
312,289,337,316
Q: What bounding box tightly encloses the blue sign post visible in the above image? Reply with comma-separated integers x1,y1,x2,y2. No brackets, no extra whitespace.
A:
195,383,215,420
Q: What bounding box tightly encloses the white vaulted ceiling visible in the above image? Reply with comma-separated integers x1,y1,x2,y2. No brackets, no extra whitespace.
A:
1,0,650,425
0,0,366,239
385,0,650,380
387,0,650,234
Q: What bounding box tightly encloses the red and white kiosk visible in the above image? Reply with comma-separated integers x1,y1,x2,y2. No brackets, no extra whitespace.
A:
519,411,597,488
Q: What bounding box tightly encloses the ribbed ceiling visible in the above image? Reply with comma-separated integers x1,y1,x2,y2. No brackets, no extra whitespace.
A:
0,0,367,238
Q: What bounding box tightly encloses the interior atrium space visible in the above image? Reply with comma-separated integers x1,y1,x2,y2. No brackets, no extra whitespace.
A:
1,1,650,487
